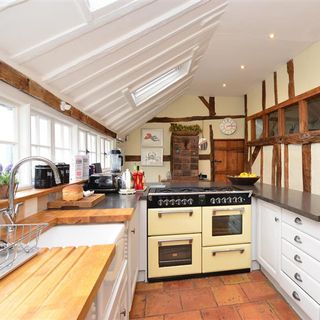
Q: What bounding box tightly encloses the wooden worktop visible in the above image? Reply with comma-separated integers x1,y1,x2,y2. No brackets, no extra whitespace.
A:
0,245,115,320
19,207,135,226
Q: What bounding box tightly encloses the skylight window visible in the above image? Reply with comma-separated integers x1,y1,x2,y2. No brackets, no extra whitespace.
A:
131,60,191,106
86,0,118,12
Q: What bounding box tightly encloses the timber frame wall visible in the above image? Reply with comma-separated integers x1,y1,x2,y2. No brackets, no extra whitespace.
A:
245,59,320,192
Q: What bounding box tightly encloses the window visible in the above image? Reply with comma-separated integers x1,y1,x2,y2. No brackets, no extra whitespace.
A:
255,118,263,139
31,113,52,159
54,122,72,163
100,138,112,169
307,95,320,131
131,60,191,106
86,0,117,11
268,111,278,137
78,130,97,164
284,103,299,134
0,103,16,169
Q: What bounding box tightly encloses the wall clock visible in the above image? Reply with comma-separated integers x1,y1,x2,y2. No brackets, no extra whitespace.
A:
219,117,237,135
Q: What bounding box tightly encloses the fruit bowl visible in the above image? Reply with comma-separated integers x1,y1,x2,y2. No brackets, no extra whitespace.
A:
227,175,260,185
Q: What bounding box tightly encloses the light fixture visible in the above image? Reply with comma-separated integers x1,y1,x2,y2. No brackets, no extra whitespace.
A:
222,83,227,87
269,33,275,39
240,65,245,70
60,101,72,111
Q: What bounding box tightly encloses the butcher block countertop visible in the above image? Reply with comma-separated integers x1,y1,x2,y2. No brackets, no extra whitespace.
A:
0,245,115,320
18,207,135,226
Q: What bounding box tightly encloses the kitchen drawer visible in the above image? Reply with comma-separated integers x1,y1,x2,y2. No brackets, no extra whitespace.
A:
282,239,320,281
282,222,320,262
148,207,201,236
282,255,320,304
279,271,320,320
282,209,320,241
202,243,251,273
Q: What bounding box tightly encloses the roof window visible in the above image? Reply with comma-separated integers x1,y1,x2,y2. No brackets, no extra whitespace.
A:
86,0,117,12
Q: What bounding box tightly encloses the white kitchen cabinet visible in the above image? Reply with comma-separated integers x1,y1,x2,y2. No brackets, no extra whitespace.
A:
127,203,140,311
256,199,281,279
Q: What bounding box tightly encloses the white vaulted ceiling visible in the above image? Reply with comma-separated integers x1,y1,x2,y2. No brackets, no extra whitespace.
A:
0,0,228,136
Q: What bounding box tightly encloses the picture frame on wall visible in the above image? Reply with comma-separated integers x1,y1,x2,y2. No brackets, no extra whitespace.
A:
141,128,163,147
141,147,163,166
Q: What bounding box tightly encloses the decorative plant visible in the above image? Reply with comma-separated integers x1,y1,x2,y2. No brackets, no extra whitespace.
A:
0,164,13,186
169,123,202,135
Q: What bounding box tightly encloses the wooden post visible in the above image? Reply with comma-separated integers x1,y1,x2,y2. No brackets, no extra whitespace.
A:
209,124,215,181
260,146,264,182
299,100,308,133
276,144,282,187
244,94,249,171
302,144,311,192
284,144,289,188
274,71,278,105
287,59,295,99
262,80,266,110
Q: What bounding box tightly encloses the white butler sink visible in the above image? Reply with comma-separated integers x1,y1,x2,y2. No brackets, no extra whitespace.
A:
37,224,125,248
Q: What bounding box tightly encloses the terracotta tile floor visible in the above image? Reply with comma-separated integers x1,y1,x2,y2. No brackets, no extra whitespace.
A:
130,271,300,320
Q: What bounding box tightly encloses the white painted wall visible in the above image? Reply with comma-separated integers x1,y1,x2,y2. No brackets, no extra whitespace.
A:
123,95,244,182
246,40,320,194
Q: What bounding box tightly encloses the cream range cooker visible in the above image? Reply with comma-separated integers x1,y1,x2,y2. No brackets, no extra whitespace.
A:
147,186,252,280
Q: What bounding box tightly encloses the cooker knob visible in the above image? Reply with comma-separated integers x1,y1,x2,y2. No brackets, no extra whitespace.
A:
169,199,175,206
210,198,216,205
238,196,244,203
181,199,187,205
227,197,232,204
175,199,181,205
158,199,163,206
163,199,169,206
187,198,193,205
233,196,238,203
222,197,227,204
215,198,221,204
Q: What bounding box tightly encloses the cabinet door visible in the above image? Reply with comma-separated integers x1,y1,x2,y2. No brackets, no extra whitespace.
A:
128,205,140,310
257,200,281,279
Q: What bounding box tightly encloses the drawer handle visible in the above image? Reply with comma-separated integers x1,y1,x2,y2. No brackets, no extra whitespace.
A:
294,235,302,244
158,237,193,246
294,254,302,263
294,273,303,282
212,248,245,256
295,217,302,225
131,228,135,234
158,209,193,218
212,207,244,216
292,291,301,301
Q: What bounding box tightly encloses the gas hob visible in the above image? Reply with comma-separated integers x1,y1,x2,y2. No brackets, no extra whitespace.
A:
147,186,252,208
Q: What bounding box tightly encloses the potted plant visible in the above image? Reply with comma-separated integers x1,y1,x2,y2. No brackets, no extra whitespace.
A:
0,164,17,199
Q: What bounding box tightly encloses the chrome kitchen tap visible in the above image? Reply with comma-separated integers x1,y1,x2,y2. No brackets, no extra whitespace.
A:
2,156,61,224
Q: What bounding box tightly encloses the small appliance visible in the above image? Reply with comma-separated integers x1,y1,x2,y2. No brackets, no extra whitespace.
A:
35,163,69,188
88,173,120,193
110,149,123,173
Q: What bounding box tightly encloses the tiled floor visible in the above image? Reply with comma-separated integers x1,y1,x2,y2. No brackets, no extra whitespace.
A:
129,271,300,320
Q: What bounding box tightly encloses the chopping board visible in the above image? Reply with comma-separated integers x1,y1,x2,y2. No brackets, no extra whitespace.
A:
47,193,105,209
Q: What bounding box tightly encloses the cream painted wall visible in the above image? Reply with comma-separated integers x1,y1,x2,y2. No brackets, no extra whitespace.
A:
124,95,244,182
246,40,320,194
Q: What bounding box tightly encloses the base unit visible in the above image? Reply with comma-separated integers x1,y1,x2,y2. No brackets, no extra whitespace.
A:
202,243,251,273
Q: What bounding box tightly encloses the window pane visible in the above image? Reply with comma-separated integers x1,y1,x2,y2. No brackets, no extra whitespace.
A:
307,95,320,131
39,147,51,158
39,118,51,146
0,143,13,169
55,122,63,148
285,104,299,134
268,111,278,137
79,130,86,152
55,148,71,164
255,118,263,139
31,115,37,144
63,125,71,148
0,104,14,142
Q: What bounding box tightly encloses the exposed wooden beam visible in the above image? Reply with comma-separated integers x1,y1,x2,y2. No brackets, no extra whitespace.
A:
260,147,263,182
272,145,276,186
250,146,261,169
209,124,215,181
0,60,116,138
262,80,266,110
274,71,278,105
302,144,311,192
276,144,282,187
198,96,209,108
148,115,245,123
284,144,289,188
209,97,216,116
287,59,295,99
244,94,249,172
299,100,308,133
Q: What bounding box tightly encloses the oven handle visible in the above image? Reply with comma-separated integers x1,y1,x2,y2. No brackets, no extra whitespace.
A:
211,248,245,256
158,237,193,246
212,207,245,215
157,209,193,218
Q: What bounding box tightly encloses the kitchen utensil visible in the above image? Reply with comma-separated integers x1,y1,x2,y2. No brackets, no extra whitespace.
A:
227,175,260,185
110,149,123,173
120,169,134,190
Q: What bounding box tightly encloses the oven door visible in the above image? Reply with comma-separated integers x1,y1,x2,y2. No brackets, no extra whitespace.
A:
148,233,201,279
202,205,251,246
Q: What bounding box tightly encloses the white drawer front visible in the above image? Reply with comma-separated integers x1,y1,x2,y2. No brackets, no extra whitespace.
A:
282,222,320,262
282,209,320,241
282,239,320,281
282,255,320,304
279,271,320,320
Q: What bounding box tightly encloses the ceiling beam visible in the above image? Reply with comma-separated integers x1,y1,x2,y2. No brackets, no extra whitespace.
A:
0,60,116,138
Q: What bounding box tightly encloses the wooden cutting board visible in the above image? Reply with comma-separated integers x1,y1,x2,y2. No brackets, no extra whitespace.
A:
47,193,105,209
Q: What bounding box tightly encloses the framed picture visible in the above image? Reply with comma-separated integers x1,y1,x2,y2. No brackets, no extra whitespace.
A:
141,147,163,166
141,128,163,147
